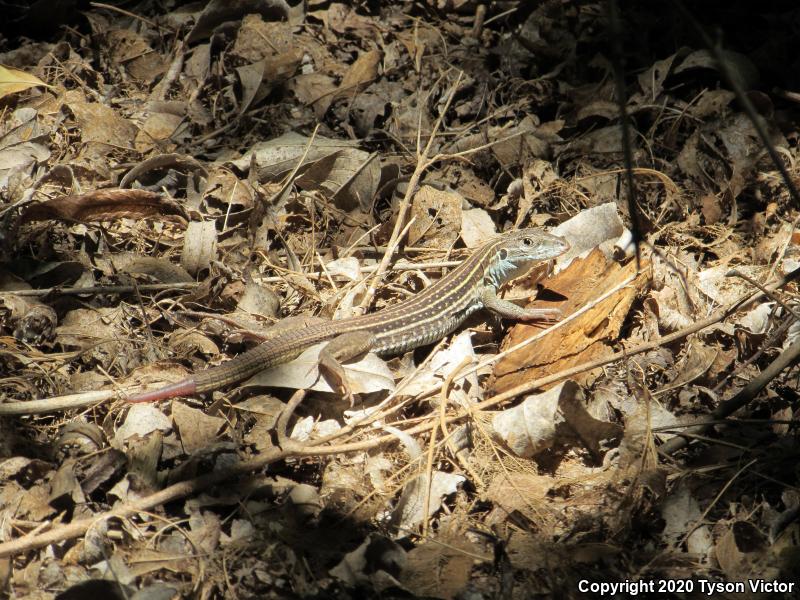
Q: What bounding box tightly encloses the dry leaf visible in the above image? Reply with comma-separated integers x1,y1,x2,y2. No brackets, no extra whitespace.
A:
244,342,395,394
181,220,218,276
0,65,49,98
172,402,225,454
407,184,462,248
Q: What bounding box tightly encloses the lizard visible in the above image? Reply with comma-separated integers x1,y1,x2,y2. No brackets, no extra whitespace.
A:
125,228,569,403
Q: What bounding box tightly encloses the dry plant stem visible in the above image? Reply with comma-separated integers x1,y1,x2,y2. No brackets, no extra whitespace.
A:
342,428,460,524
727,269,800,321
358,72,463,313
255,259,465,284
268,124,321,208
712,316,793,394
276,389,307,449
334,151,378,204
0,282,198,298
678,459,757,548
421,356,471,538
608,0,644,266
90,2,163,30
177,309,278,335
0,391,114,416
659,335,800,456
438,357,483,487
132,280,161,361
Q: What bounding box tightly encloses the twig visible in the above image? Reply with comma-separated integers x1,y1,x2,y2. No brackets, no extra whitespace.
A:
358,72,464,313
276,389,307,449
678,458,757,548
0,445,291,557
607,0,644,268
0,391,114,416
421,356,471,538
253,258,465,284
89,2,166,31
659,336,800,456
727,269,800,321
438,358,484,487
0,282,198,298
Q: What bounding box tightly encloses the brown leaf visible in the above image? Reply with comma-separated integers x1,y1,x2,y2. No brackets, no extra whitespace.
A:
408,185,462,248
172,402,226,455
700,193,722,224
181,220,218,276
20,189,184,224
316,48,381,114
65,99,138,148
295,147,380,211
0,65,49,99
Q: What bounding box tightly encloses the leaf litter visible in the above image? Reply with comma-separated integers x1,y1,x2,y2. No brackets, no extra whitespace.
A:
1,1,800,598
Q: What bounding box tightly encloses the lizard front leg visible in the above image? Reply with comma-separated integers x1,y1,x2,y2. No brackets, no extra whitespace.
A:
480,286,562,321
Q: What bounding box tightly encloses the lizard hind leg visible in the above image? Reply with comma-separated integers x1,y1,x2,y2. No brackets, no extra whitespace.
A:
317,331,378,406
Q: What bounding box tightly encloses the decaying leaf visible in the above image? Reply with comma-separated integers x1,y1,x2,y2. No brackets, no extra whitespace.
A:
181,220,218,276
492,380,621,458
391,472,466,532
492,247,650,393
244,341,395,395
407,184,462,248
172,402,226,454
460,207,496,248
0,65,49,98
400,330,478,399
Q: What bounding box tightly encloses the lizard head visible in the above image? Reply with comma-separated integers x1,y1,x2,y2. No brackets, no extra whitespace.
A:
484,228,570,287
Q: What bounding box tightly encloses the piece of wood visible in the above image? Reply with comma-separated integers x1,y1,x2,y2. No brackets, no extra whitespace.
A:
491,249,651,394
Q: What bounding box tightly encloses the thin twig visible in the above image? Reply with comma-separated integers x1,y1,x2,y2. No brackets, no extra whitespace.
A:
659,336,800,456
421,356,471,538
0,445,291,557
607,0,644,268
0,282,198,298
358,72,464,313
727,269,800,321
277,389,307,449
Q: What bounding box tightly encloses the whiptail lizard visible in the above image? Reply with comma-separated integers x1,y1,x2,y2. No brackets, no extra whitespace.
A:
126,228,569,403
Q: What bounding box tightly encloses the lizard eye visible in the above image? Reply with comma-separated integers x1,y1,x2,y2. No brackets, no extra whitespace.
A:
523,237,533,246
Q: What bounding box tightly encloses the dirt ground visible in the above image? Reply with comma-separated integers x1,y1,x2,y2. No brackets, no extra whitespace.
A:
1,1,800,598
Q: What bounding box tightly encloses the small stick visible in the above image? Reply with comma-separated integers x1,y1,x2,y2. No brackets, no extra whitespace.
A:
0,282,198,298
358,72,464,313
659,336,800,456
727,269,800,321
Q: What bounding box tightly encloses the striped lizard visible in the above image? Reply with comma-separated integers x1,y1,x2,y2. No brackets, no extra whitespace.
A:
126,228,569,403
